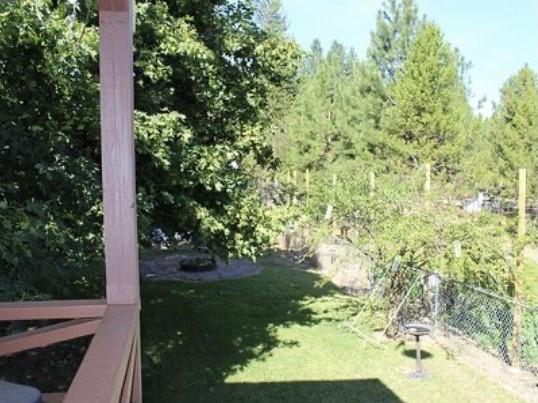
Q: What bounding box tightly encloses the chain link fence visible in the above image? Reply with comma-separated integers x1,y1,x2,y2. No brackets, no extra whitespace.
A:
395,269,538,375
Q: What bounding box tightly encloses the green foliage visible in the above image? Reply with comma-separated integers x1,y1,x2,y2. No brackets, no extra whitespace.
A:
0,1,103,300
254,0,287,35
0,0,300,300
381,23,472,176
487,66,538,197
270,0,538,304
522,310,538,367
302,39,323,75
274,42,383,173
276,1,475,179
133,0,301,259
521,259,538,305
368,0,422,83
461,66,538,198
302,170,517,295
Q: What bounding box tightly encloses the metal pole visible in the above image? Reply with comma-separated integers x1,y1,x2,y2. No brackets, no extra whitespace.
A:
416,335,422,374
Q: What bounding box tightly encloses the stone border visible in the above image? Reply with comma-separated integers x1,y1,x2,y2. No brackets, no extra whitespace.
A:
139,254,262,282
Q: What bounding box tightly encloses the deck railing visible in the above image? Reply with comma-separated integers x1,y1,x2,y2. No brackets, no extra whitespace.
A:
0,300,141,402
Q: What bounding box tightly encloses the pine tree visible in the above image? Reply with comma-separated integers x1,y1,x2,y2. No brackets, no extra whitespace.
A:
368,0,422,83
488,66,538,196
381,22,472,175
362,0,424,164
255,0,287,35
303,39,323,75
275,42,379,172
343,62,386,160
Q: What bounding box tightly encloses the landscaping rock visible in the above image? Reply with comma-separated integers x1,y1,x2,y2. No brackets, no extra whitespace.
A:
314,240,372,293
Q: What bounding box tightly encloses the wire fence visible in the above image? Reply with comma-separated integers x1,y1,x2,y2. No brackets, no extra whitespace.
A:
396,269,538,376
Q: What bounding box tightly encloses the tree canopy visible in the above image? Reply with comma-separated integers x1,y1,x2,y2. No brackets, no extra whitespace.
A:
0,0,300,299
380,22,472,175
488,66,538,196
254,0,287,35
2,0,538,302
368,0,422,83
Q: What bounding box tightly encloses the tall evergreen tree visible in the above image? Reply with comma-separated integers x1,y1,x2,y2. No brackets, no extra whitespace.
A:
488,66,538,196
275,41,381,172
254,0,287,35
344,62,386,159
368,0,422,83
381,22,472,175
359,0,424,164
303,39,323,75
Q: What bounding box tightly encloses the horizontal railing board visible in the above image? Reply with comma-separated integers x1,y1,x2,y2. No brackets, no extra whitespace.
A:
0,318,101,356
42,393,66,403
0,300,107,321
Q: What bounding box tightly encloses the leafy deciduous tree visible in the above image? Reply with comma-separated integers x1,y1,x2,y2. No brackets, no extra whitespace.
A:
0,0,300,300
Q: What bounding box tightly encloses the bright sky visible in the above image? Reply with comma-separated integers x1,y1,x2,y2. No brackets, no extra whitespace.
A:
281,0,538,116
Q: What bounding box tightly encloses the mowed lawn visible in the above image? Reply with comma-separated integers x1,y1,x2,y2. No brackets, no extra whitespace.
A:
140,254,522,403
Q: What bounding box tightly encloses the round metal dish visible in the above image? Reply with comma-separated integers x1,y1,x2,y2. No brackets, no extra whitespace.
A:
403,323,432,336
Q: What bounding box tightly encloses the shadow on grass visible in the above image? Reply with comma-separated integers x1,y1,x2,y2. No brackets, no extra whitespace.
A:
402,349,433,360
216,379,403,403
140,256,375,402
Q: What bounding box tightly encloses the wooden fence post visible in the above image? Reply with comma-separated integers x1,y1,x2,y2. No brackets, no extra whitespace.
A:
424,163,431,194
369,171,376,196
305,169,310,205
512,168,527,367
292,170,298,205
286,171,291,207
518,168,527,241
332,174,337,234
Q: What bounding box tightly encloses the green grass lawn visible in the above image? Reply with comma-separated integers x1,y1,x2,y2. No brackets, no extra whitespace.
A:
141,254,522,403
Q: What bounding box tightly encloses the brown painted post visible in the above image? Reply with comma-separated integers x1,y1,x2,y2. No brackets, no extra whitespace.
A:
99,0,142,399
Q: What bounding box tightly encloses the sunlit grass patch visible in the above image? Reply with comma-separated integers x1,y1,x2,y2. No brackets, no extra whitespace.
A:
141,254,523,403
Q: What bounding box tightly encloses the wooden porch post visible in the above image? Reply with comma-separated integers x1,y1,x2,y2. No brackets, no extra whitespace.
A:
99,0,142,401
99,0,139,306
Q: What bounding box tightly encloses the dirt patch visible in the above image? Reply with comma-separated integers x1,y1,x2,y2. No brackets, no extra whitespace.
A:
139,253,262,282
432,332,538,402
